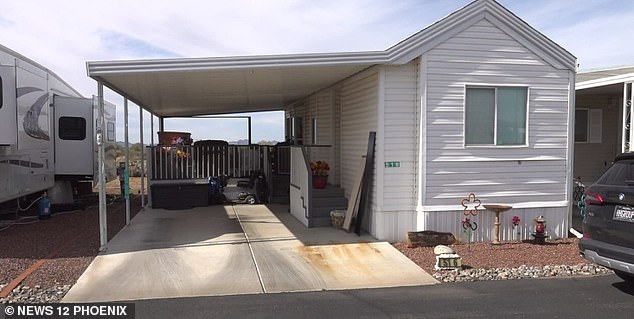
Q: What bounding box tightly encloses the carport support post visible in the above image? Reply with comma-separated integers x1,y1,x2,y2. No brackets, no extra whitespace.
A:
623,82,634,152
248,116,252,145
140,107,145,207
124,98,130,224
97,82,108,251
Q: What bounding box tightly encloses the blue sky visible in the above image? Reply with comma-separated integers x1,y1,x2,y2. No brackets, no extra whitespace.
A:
1,0,633,143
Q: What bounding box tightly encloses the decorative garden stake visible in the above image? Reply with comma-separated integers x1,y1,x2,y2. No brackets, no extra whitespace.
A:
532,215,547,244
462,217,477,251
512,215,521,242
460,193,481,251
461,193,481,217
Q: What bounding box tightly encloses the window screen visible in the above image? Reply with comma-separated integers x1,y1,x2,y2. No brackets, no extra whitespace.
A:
497,87,527,145
465,86,527,146
465,88,495,145
58,116,86,140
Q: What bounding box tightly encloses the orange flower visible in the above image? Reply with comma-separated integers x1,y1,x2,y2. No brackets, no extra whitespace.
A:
310,160,330,176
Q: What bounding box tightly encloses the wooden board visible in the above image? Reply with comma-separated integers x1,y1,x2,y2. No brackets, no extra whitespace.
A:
342,156,366,232
355,132,376,235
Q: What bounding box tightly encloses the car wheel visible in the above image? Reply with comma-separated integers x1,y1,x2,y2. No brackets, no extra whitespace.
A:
246,195,256,205
614,270,634,285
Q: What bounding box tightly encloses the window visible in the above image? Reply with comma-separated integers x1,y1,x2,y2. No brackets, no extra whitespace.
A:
107,122,115,142
575,108,602,143
0,76,3,108
58,116,86,140
465,86,528,146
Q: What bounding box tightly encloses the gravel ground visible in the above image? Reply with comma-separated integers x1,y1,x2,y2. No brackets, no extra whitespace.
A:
393,238,613,282
1,181,611,303
0,178,142,304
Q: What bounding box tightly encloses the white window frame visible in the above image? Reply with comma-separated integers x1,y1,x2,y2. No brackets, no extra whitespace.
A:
575,107,602,144
463,84,530,148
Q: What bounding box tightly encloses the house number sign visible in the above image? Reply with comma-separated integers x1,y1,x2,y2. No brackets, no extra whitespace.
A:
384,161,400,168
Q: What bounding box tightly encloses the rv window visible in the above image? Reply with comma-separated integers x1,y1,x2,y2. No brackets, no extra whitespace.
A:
58,116,86,140
107,122,115,142
0,76,3,108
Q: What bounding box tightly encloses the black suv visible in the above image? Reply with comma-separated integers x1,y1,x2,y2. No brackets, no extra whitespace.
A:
579,153,634,284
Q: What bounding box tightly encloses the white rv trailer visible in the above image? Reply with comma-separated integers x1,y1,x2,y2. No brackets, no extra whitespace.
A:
0,44,116,206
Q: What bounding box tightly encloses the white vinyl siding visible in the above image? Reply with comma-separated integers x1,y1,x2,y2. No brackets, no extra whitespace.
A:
288,90,337,184
340,69,378,223
375,61,419,241
382,62,418,210
424,19,572,207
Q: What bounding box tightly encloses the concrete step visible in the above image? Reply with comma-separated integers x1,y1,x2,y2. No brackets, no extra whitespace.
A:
312,187,344,198
311,197,347,209
310,206,347,218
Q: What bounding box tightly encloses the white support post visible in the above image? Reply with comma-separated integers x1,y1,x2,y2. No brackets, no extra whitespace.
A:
622,82,628,153
124,98,130,224
97,82,108,251
140,107,146,207
150,114,154,146
623,82,634,152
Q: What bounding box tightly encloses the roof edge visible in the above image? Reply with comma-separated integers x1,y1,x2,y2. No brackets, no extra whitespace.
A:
87,0,576,77
386,0,576,70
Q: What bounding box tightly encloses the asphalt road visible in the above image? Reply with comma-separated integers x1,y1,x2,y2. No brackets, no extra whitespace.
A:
133,274,633,319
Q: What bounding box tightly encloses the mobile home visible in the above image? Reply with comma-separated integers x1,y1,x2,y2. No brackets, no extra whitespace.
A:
86,0,576,242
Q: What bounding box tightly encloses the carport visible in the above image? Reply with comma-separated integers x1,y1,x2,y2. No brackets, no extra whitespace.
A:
66,51,440,302
87,52,387,250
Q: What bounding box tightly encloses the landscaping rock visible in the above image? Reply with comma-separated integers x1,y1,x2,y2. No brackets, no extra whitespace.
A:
433,245,455,255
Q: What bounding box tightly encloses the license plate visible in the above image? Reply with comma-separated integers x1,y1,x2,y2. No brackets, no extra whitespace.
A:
613,205,634,223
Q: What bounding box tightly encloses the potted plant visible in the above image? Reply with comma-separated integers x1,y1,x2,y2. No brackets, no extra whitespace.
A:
310,160,330,189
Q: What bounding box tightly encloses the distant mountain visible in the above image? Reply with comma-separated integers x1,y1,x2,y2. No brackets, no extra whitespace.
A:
229,139,250,145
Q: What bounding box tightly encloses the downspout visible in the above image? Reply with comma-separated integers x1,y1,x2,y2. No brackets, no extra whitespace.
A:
621,82,628,153
567,69,577,229
416,55,428,230
627,82,633,153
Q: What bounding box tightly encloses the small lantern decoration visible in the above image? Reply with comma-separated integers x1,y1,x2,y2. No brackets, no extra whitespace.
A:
532,215,547,244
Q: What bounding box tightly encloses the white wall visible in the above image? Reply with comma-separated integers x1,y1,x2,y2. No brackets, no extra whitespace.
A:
373,60,420,241
413,18,574,241
422,19,572,211
340,69,379,234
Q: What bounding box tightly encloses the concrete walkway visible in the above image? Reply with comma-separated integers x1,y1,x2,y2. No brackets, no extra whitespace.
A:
63,204,436,302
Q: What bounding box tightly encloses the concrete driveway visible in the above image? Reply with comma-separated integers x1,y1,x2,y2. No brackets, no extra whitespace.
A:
63,204,436,302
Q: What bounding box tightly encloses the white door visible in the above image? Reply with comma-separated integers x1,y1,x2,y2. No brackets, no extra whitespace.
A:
0,65,17,145
53,96,94,177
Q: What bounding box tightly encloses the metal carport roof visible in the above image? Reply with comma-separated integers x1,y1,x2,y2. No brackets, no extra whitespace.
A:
86,52,387,117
